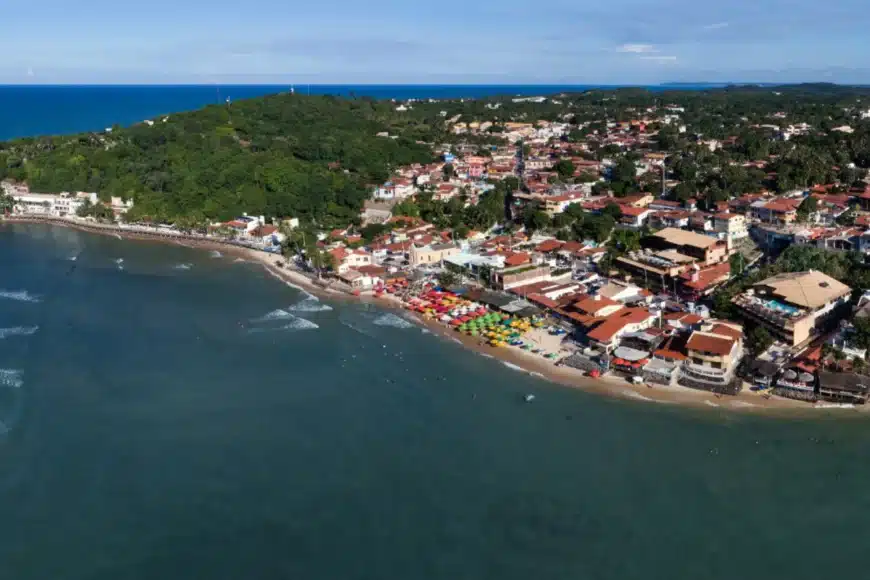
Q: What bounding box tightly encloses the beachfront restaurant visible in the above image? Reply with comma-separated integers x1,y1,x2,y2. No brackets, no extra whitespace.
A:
817,371,870,404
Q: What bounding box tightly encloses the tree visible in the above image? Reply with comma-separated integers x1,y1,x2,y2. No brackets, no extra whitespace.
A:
797,195,818,222
729,252,746,277
747,326,774,356
524,209,551,233
442,163,455,179
392,199,420,218
554,159,575,180
0,192,13,213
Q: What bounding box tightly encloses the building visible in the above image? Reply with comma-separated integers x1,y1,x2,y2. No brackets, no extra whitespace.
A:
712,213,748,242
583,307,656,352
732,271,852,347
9,191,92,217
615,227,728,289
491,265,551,291
409,243,460,267
678,320,744,393
751,198,801,224
328,248,373,274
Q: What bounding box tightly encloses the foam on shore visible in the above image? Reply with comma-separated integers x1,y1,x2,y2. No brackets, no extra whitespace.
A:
288,296,332,313
210,250,222,258
373,313,413,329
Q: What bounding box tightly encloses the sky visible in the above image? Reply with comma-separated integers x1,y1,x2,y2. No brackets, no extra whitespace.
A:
4,0,870,84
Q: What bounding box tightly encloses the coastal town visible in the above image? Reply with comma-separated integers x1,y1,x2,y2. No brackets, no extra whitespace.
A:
5,88,870,409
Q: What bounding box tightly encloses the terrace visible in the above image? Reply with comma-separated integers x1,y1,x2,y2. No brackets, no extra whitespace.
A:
732,294,807,329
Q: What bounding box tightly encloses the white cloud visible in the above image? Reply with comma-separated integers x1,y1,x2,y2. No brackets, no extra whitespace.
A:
640,55,678,63
702,22,729,30
616,43,656,53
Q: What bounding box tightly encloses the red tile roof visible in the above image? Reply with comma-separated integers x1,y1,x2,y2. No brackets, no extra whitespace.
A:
572,295,622,315
535,239,564,253
504,252,531,267
586,308,653,343
686,332,736,356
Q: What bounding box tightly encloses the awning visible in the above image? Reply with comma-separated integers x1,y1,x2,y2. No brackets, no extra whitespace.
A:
613,346,650,362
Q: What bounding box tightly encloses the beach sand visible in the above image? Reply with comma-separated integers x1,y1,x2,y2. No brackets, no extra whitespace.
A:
5,216,864,417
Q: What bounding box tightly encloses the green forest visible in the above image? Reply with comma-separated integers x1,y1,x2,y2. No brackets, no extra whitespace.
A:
0,94,436,227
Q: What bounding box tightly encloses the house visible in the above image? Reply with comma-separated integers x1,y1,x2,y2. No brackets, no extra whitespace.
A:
542,192,585,216
618,206,652,228
678,320,744,393
712,213,748,242
751,198,801,224
409,242,460,267
572,294,625,318
732,271,852,346
328,247,373,274
584,308,656,352
249,225,284,246
491,265,551,291
649,210,691,230
678,262,731,299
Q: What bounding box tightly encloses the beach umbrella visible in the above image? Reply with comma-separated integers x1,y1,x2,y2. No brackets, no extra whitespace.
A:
799,372,814,383
784,370,797,380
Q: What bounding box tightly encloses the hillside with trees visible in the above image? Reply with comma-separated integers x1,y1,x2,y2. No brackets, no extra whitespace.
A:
0,94,434,227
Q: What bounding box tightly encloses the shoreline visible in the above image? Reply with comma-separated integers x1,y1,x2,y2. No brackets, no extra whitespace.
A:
3,215,865,418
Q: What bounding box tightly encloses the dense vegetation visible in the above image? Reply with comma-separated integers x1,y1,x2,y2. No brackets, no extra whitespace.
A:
7,84,870,229
0,94,434,227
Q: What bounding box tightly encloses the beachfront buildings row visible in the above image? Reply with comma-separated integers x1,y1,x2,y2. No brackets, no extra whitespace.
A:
2,181,133,218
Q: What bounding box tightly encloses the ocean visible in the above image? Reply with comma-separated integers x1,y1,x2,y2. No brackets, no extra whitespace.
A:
0,87,866,580
0,83,727,141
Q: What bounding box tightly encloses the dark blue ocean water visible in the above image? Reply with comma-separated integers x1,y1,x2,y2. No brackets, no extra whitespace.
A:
0,84,724,140
1,223,869,580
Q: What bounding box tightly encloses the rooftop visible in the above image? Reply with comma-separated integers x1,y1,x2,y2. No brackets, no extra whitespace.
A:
686,331,737,356
754,270,851,310
654,227,719,250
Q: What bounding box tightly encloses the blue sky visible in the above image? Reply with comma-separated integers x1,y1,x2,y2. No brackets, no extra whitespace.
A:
5,0,870,84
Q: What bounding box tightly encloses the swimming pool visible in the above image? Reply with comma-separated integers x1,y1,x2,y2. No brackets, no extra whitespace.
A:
766,299,801,315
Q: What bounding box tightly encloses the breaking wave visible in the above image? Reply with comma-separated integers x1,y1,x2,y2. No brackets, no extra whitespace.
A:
373,313,413,329
0,290,40,303
0,326,39,339
502,362,524,373
252,308,294,322
173,263,193,270
730,401,758,409
0,369,23,389
815,403,856,409
210,250,223,258
288,296,332,313
704,400,720,408
248,316,319,333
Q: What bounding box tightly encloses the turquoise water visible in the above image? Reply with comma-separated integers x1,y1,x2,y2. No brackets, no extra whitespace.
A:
0,223,868,580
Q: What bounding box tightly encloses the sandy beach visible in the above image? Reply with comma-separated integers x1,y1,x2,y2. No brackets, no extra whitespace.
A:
4,215,865,417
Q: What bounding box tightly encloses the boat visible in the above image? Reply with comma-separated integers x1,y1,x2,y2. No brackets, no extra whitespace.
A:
524,394,535,403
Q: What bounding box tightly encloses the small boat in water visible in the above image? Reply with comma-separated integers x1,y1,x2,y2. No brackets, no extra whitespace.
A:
524,394,535,403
